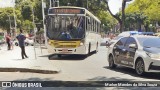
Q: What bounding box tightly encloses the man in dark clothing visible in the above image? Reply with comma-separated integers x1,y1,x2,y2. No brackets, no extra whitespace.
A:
16,29,28,59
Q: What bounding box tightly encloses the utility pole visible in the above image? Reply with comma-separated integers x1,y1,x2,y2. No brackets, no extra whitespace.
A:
7,15,12,33
31,5,37,59
13,0,17,37
50,0,52,7
87,0,88,9
42,0,47,47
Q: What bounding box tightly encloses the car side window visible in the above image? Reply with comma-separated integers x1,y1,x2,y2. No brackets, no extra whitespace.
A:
116,37,128,46
125,37,137,48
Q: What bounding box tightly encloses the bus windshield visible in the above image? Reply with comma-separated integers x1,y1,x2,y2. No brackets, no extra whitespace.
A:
47,15,85,40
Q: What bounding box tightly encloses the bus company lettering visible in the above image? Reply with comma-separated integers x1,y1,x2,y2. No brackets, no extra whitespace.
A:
54,9,81,14
12,82,42,87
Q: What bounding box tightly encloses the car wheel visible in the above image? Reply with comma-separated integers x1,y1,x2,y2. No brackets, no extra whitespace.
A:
108,55,116,69
135,59,145,76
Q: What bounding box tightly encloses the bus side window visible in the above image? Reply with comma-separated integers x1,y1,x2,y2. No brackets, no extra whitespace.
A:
98,23,100,33
85,17,88,31
93,20,94,32
88,17,91,31
95,22,97,33
91,18,93,32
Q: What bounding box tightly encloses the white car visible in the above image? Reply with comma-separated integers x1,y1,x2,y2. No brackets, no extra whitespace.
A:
108,35,160,76
25,38,34,46
109,31,139,46
14,38,34,46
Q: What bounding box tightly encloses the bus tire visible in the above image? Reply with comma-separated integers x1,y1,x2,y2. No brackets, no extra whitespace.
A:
88,43,91,54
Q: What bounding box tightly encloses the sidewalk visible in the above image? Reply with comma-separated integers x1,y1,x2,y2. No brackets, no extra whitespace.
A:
0,44,60,74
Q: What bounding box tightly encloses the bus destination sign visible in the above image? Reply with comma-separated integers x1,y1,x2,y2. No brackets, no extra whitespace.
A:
49,8,85,14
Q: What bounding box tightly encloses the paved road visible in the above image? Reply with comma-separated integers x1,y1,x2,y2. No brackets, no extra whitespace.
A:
0,46,160,90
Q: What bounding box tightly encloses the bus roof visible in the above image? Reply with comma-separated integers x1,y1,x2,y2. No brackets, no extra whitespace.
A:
48,6,101,23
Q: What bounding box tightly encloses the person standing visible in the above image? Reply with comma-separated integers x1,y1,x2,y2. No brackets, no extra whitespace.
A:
16,29,28,59
10,37,14,50
6,33,11,50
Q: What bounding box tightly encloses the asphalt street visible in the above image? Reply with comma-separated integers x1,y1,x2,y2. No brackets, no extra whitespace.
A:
0,45,160,90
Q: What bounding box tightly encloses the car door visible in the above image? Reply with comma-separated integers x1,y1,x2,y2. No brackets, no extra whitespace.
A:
113,37,128,64
123,37,137,67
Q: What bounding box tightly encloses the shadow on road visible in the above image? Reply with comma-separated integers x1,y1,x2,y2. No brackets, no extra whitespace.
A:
48,54,87,61
104,66,160,80
46,51,96,61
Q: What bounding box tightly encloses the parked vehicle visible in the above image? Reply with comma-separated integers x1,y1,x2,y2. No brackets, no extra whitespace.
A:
0,32,5,44
109,31,155,46
14,38,34,46
108,35,160,76
155,32,160,37
109,31,138,46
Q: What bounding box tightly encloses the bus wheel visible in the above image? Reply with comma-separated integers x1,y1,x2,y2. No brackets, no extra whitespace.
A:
88,43,91,54
57,54,62,58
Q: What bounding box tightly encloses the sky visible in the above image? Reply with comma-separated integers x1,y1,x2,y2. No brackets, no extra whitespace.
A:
108,0,122,14
0,0,130,14
0,0,14,8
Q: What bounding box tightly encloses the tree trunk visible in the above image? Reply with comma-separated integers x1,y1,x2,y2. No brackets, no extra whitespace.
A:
121,0,126,32
104,0,127,33
144,25,149,32
104,0,122,32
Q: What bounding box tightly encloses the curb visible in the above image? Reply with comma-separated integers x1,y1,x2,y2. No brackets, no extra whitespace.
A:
0,68,60,74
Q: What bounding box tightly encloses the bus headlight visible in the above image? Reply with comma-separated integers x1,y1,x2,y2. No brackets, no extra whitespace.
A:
80,43,84,46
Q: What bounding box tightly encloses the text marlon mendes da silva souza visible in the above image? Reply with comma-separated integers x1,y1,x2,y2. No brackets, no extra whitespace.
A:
105,82,158,87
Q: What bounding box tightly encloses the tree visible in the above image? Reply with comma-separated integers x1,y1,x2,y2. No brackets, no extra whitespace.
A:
102,0,131,32
126,0,160,32
0,8,14,32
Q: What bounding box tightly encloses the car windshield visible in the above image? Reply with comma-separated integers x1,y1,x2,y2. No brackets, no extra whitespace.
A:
137,37,160,48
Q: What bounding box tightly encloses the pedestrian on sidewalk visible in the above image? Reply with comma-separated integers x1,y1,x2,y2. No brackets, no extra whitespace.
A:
10,37,14,50
6,33,11,50
16,29,28,59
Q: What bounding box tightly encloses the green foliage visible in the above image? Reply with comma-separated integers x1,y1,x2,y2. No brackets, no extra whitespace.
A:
0,8,14,31
21,5,32,20
0,0,117,33
126,0,160,31
98,10,117,32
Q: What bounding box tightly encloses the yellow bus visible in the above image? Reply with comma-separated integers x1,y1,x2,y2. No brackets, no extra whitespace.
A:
46,6,101,57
